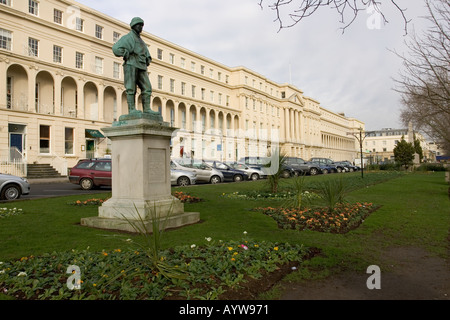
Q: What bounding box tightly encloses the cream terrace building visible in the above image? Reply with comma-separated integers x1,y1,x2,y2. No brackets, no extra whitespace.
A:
364,126,437,164
0,0,364,177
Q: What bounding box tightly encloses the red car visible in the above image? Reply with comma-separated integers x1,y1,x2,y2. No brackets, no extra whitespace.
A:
69,158,112,190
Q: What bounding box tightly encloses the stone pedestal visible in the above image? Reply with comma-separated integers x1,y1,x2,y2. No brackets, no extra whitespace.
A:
81,117,200,233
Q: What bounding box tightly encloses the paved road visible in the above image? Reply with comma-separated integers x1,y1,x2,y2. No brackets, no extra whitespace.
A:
4,179,111,202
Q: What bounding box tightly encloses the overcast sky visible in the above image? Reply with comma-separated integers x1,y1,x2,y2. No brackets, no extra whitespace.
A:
76,0,430,131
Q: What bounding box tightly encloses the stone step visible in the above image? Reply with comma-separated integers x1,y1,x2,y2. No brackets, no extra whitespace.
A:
26,163,65,179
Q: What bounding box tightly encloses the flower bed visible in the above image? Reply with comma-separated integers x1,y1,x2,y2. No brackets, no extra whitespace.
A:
172,191,202,203
0,235,310,300
222,190,320,202
254,202,379,234
68,198,107,206
67,192,201,206
0,207,23,219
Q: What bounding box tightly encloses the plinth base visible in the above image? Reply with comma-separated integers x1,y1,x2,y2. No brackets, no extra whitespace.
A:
81,197,200,233
80,211,200,234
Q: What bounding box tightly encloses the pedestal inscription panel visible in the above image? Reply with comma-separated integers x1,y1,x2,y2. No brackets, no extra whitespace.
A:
148,148,166,183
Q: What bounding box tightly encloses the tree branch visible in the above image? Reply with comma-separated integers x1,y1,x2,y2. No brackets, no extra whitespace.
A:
258,0,410,34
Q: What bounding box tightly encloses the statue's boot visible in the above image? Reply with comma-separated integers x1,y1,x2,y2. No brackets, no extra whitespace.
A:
127,95,142,116
142,95,160,115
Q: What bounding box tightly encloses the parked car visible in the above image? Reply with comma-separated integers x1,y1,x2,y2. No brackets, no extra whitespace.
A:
69,158,198,190
0,173,30,200
238,156,295,178
171,158,224,184
203,160,249,182
284,157,322,176
225,161,267,180
309,157,345,173
69,158,112,190
315,163,336,174
170,162,197,186
334,161,360,172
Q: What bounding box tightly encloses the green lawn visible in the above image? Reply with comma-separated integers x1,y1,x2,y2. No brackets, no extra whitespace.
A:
0,171,448,299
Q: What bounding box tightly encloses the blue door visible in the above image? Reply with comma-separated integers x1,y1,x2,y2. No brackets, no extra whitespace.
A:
10,133,23,161
10,134,23,153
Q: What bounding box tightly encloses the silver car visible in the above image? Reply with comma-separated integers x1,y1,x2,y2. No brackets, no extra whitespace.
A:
0,173,30,200
225,161,267,180
170,163,197,186
171,159,224,184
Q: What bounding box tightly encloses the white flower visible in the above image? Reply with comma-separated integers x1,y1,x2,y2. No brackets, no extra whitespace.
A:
205,237,212,242
17,272,27,277
243,231,247,235
0,270,5,274
190,244,196,248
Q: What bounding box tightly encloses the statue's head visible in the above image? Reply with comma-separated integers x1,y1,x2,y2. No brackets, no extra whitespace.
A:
130,17,144,31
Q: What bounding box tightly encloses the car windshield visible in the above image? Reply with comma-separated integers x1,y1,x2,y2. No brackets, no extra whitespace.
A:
76,161,95,169
94,161,111,171
215,162,229,170
230,163,246,170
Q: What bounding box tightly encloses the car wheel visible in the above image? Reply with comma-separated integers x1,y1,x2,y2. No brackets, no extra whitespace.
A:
80,178,94,190
1,184,20,200
250,173,259,181
310,168,318,176
210,175,221,184
177,176,190,186
282,170,291,178
349,168,354,172
337,168,342,173
322,169,328,174
233,174,243,182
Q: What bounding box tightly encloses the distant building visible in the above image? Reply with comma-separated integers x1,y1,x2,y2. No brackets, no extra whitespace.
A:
364,125,437,164
0,0,364,177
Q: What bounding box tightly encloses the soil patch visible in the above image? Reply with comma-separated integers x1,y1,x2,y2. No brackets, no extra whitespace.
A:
218,247,322,300
279,246,450,300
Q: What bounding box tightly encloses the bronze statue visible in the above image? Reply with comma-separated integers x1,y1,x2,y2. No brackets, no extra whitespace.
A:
112,17,160,119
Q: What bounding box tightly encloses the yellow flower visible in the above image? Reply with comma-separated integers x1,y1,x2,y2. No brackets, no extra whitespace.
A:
114,249,121,253
274,247,279,251
102,252,108,256
227,247,233,251
233,252,238,256
231,258,235,261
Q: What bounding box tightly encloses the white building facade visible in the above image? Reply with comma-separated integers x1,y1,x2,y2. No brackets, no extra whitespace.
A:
0,0,364,177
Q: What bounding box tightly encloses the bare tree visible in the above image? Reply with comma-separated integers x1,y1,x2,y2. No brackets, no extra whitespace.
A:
258,0,410,33
393,0,450,154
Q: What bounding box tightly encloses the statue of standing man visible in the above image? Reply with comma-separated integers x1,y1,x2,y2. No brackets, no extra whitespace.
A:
112,17,161,120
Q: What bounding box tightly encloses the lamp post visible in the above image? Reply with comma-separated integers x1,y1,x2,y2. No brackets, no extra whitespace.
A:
347,127,373,179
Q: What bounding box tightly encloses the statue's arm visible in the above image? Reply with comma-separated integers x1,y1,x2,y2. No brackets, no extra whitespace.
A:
112,36,133,61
